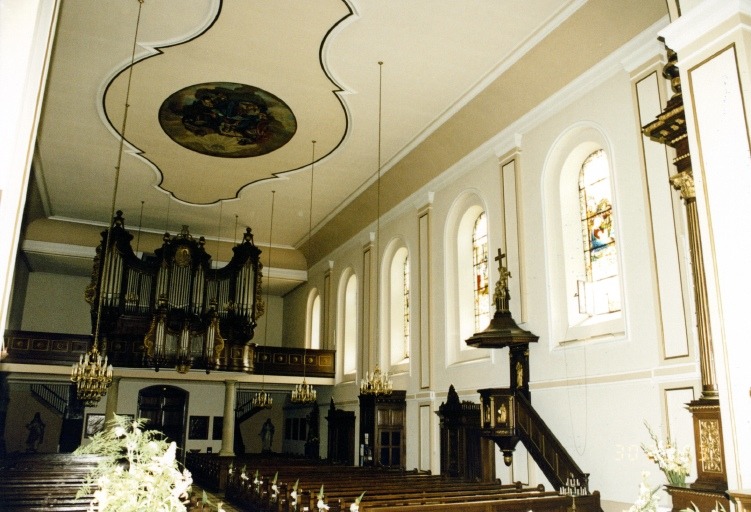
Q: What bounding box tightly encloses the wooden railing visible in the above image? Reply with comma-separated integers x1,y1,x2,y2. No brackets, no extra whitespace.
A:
3,330,335,378
30,383,70,415
514,392,590,493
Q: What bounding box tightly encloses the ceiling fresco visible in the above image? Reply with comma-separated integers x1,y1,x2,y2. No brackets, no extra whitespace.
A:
158,82,297,158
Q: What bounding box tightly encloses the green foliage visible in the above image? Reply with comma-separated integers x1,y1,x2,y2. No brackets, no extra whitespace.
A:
74,414,223,512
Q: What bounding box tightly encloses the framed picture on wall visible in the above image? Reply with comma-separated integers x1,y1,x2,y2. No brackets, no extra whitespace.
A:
212,417,223,440
84,413,106,438
189,416,209,440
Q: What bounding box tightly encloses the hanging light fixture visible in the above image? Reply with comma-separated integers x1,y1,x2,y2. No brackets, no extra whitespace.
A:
360,61,392,397
252,190,276,410
360,364,393,396
72,0,148,404
291,140,319,404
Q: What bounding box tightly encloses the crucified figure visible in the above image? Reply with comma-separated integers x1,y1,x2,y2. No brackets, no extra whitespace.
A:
493,249,511,309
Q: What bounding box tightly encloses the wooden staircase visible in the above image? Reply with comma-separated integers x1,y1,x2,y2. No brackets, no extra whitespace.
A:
478,387,590,494
515,392,589,492
30,383,70,416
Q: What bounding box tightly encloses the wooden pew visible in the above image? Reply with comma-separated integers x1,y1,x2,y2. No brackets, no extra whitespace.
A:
0,453,101,511
361,492,601,512
221,458,601,512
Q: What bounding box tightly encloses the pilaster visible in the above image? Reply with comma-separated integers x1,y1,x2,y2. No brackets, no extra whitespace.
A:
657,0,751,493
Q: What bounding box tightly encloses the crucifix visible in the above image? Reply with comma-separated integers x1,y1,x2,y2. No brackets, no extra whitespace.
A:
493,249,511,311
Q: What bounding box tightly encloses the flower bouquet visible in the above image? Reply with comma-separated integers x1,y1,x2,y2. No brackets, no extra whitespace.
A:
641,421,691,486
626,472,661,512
75,414,223,512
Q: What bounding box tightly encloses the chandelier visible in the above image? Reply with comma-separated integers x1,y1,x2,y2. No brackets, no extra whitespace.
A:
360,364,392,396
71,0,149,405
291,141,318,405
252,190,276,410
71,345,114,407
291,377,317,403
359,62,393,398
252,389,273,409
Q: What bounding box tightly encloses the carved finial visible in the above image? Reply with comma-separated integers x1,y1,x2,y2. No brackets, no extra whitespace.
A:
663,47,681,95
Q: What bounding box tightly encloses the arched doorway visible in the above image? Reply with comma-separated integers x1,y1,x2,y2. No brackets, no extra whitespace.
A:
137,385,188,459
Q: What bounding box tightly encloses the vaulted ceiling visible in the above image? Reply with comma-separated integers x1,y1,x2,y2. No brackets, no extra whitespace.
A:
24,0,666,295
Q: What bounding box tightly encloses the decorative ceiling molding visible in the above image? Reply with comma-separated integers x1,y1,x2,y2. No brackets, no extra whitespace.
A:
103,0,351,205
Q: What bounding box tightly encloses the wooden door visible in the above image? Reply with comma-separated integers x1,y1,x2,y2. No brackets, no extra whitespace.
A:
138,385,188,459
326,400,355,465
375,408,404,467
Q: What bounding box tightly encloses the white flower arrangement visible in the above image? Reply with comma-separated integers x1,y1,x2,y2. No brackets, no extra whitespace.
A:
75,414,215,512
317,484,330,510
290,478,299,510
270,471,279,499
641,421,691,486
625,472,661,512
350,491,366,512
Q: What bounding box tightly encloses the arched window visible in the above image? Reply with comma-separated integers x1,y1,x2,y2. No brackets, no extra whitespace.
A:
578,149,621,316
542,124,625,344
445,192,492,365
388,246,410,366
342,273,357,375
307,291,321,349
472,212,490,332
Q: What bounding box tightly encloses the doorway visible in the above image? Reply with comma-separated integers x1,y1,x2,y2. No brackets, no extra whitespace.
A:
137,385,188,459
326,404,355,465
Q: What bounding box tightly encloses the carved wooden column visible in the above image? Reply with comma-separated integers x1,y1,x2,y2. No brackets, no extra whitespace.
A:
643,48,728,500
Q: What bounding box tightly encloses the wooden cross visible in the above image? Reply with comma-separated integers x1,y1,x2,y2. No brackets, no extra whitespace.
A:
495,248,511,294
495,249,505,268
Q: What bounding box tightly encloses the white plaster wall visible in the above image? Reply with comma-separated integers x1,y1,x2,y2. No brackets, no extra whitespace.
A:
255,294,285,347
21,273,91,334
289,38,701,507
82,380,285,455
5,382,64,454
501,69,698,505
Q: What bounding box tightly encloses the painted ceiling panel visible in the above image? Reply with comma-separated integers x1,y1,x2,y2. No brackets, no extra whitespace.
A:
30,0,670,290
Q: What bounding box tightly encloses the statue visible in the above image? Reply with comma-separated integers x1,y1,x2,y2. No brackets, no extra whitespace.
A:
493,249,511,311
259,418,274,453
516,361,524,388
25,412,45,452
497,403,508,424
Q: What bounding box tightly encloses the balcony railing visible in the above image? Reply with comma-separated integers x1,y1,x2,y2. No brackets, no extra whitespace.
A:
3,330,334,378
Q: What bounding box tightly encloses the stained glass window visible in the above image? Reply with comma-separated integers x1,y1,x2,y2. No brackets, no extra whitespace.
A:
472,212,490,331
578,150,621,315
402,255,410,359
389,247,409,364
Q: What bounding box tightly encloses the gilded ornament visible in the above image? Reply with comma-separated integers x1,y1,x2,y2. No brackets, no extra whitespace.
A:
670,171,696,199
698,419,723,473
